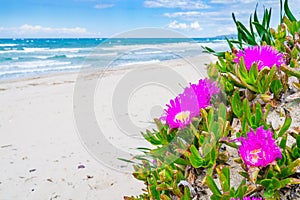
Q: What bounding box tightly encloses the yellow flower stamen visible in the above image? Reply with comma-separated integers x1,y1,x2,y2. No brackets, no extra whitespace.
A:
174,111,190,123
250,148,262,164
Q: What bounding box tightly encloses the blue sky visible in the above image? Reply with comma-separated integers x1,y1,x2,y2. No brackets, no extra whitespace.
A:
0,0,299,38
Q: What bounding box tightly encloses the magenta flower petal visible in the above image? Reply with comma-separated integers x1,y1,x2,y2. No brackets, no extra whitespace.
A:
234,45,284,71
238,126,282,167
161,78,219,129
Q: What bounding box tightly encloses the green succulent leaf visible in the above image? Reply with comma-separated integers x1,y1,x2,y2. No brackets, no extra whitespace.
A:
260,179,272,188
280,178,300,187
217,166,230,192
296,135,300,148
249,64,259,84
279,133,288,149
181,186,191,200
277,113,292,138
147,175,160,200
270,79,283,96
255,103,263,127
234,179,247,198
284,0,297,22
277,158,300,179
252,21,272,44
231,91,243,118
281,64,300,79
189,145,204,168
206,176,222,197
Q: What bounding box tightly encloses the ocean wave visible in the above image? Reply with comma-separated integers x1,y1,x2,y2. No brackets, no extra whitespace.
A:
132,50,164,55
0,60,72,69
65,54,89,58
48,47,92,53
0,48,49,54
0,38,227,80
0,47,92,54
0,65,82,78
23,47,50,52
200,41,229,52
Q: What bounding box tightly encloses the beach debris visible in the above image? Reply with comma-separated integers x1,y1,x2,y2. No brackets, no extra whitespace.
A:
46,178,53,182
29,168,36,173
1,144,12,148
25,176,37,182
77,164,85,169
50,193,60,199
87,175,93,179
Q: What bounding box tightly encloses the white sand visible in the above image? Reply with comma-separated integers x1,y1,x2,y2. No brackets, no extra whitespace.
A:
0,54,215,200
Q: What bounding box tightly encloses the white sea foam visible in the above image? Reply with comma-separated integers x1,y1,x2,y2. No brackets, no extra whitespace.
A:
23,48,50,52
88,52,118,57
116,59,160,67
0,44,18,47
133,50,164,55
47,48,92,53
0,65,82,77
65,54,89,58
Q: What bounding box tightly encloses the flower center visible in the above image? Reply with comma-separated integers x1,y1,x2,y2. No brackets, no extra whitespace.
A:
174,111,190,123
250,148,262,164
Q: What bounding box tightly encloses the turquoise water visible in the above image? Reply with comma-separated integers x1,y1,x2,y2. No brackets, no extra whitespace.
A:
0,38,228,80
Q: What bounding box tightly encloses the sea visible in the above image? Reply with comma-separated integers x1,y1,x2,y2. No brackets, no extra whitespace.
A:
0,38,229,81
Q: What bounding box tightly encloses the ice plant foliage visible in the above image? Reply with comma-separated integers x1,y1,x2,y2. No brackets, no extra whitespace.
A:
161,78,219,129
238,126,282,167
234,45,284,71
126,2,300,199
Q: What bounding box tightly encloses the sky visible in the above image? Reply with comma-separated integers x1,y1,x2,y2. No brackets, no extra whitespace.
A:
0,0,299,38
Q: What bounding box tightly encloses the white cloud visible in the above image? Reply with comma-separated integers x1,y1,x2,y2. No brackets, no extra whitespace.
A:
94,3,114,9
19,24,87,34
190,21,201,30
168,20,188,29
144,0,209,9
210,0,256,3
167,20,202,31
164,11,222,20
164,11,204,18
0,24,99,38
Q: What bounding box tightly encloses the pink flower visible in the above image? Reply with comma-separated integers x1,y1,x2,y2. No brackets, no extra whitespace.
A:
161,95,193,129
234,45,283,71
238,126,282,167
161,78,219,129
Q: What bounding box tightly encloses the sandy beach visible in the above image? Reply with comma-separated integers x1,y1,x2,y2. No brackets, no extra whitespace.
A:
0,54,215,199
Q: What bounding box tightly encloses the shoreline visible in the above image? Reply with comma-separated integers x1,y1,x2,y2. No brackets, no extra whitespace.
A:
0,54,215,87
0,54,215,199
